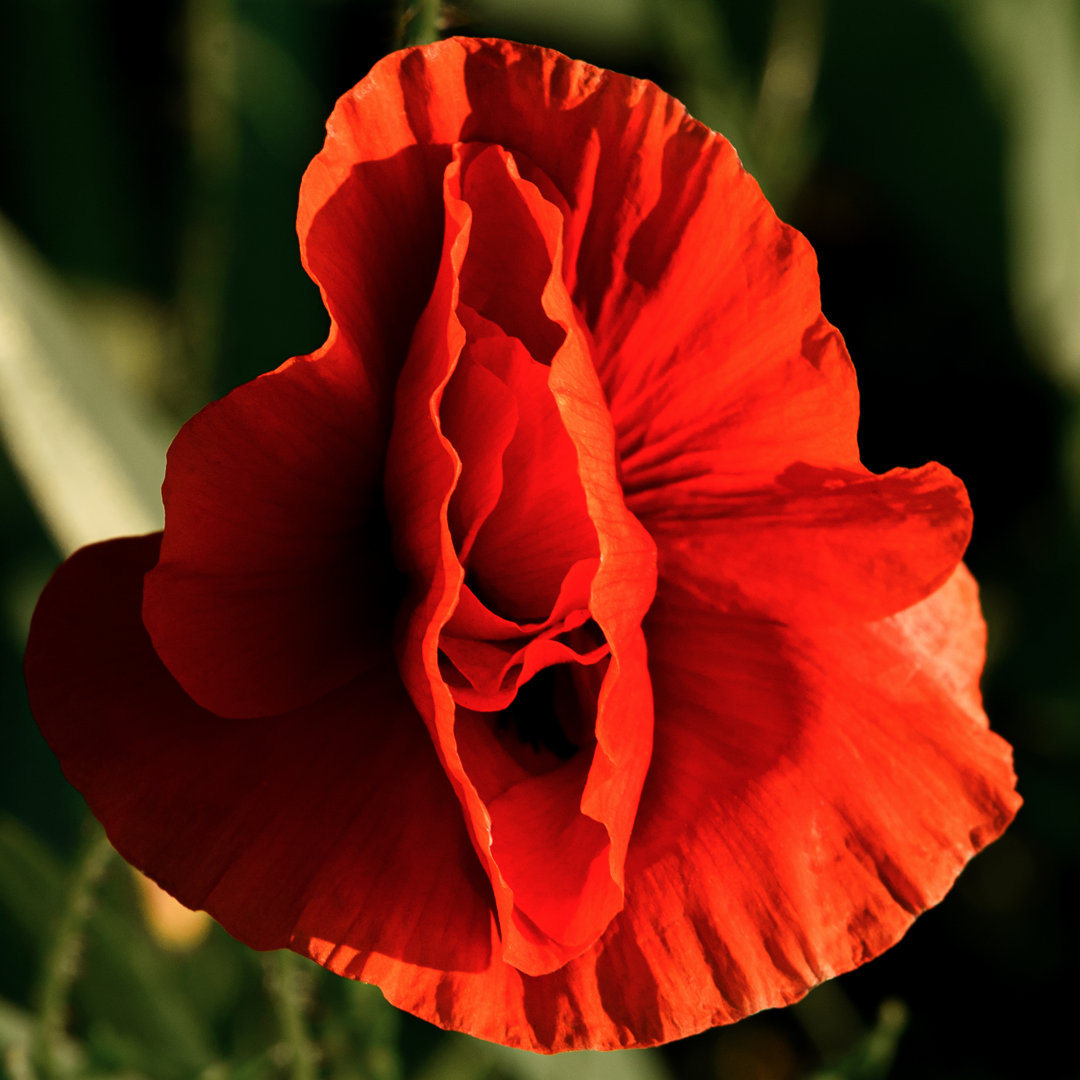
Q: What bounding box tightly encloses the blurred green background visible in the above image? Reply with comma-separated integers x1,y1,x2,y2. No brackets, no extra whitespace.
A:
0,1,1076,1078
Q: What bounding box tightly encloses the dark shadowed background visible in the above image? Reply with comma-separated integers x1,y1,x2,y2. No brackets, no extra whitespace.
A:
1,1,1076,1078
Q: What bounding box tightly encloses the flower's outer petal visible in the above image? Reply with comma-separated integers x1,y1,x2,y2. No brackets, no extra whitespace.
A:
646,462,973,624
25,536,1019,1053
26,534,498,976
297,56,451,415
452,43,860,501
143,342,390,718
605,565,1021,1039
314,565,1018,1053
303,39,857,510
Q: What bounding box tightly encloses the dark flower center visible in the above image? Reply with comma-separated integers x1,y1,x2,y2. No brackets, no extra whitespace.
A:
499,664,580,761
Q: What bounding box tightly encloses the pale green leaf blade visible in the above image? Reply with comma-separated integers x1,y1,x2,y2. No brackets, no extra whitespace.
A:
0,214,172,555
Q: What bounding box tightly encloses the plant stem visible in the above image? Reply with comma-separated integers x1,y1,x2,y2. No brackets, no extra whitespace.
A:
398,0,442,47
265,950,319,1080
31,820,114,1079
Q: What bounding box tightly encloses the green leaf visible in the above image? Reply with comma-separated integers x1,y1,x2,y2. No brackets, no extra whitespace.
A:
945,0,1080,387
0,214,172,555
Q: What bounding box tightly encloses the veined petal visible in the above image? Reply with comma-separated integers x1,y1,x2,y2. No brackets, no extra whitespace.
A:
25,536,497,977
143,341,391,718
646,461,973,623
386,139,656,976
304,574,1019,1057
303,34,862,549
613,565,1021,1032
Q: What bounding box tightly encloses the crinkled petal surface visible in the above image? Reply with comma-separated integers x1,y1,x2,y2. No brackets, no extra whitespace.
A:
384,138,656,976
26,536,496,970
27,540,1019,1052
24,35,1021,1056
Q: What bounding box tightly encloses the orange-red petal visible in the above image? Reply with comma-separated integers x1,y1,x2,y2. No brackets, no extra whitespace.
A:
23,36,1021,1057
386,136,656,977
304,40,860,508
304,567,1019,1053
646,461,973,624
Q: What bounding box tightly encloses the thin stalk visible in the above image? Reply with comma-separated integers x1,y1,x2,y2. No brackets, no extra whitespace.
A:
31,820,114,1079
175,0,239,414
397,0,443,48
264,950,319,1080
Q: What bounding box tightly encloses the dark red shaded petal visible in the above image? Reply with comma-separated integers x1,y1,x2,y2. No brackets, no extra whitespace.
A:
646,462,973,624
440,564,604,712
28,537,1014,1052
143,344,388,718
297,57,451,415
25,535,497,976
455,147,567,366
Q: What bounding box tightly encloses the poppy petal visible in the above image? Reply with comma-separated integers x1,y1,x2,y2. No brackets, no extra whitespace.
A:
448,319,597,623
646,461,973,623
143,344,391,718
26,534,498,975
386,138,657,976
443,42,862,498
311,39,859,500
297,52,453,412
440,351,517,564
447,142,597,623
23,36,1020,1057
29,536,1013,1053
303,573,1018,1055
617,566,1020,1033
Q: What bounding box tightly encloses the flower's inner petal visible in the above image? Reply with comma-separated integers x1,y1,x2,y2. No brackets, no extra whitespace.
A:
386,140,657,978
454,150,567,368
439,565,606,713
442,147,600,624
452,651,618,957
440,322,598,622
439,354,517,564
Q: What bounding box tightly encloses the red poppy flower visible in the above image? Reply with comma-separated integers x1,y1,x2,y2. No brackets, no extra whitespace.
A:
25,37,1019,1052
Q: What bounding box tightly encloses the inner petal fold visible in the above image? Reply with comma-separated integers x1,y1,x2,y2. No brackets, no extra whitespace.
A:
386,139,657,977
